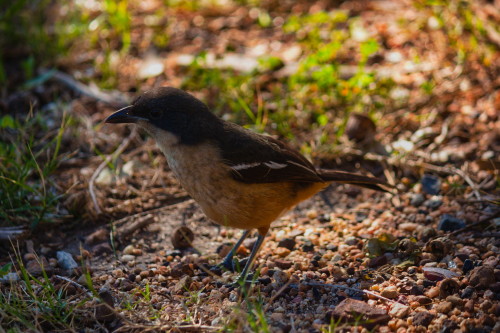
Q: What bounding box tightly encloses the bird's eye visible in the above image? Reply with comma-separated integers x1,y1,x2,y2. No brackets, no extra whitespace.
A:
149,109,162,119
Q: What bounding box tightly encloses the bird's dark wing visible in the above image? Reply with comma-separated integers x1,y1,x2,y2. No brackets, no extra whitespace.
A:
217,123,324,184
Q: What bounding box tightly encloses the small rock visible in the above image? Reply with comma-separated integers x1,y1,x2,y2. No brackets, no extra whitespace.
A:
415,296,432,305
439,278,460,298
445,295,463,306
492,281,500,293
368,255,388,268
121,160,139,177
277,238,296,251
0,272,19,283
275,247,291,258
412,311,434,326
173,276,192,294
484,289,495,299
399,222,419,232
137,57,165,79
421,174,441,195
274,259,293,270
389,303,410,318
381,287,399,299
228,291,238,302
410,194,425,207
438,214,466,232
418,227,437,242
270,312,284,321
345,113,376,144
326,299,390,328
441,319,459,333
478,314,495,327
345,236,359,246
123,245,137,255
117,278,134,291
461,286,475,298
272,270,289,286
425,237,453,259
171,226,195,250
462,259,474,274
424,198,443,210
56,251,78,271
258,277,272,285
435,301,453,314
480,300,493,311
410,285,424,295
425,286,440,298
120,254,136,263
301,241,314,252
95,168,114,185
423,267,459,281
170,263,193,278
468,266,495,289
464,299,474,312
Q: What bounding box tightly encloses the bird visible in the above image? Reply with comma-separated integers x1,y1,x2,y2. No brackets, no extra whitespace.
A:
105,87,391,283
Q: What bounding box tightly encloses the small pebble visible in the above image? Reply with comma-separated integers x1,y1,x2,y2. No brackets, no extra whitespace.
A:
389,303,410,318
275,247,291,258
425,286,440,298
421,174,441,195
381,286,399,299
123,245,137,255
121,254,136,262
435,301,452,314
438,214,466,232
277,238,296,251
410,193,425,207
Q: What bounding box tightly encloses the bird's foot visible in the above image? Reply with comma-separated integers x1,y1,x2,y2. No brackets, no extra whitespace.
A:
217,257,248,273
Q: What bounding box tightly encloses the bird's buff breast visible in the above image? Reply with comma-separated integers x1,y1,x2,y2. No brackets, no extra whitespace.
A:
155,138,304,231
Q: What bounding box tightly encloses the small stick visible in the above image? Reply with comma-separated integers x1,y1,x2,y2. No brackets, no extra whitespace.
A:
114,214,155,241
450,210,500,236
54,275,93,298
39,69,129,107
290,281,402,305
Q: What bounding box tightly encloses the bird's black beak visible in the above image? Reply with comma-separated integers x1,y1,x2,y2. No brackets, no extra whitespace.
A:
105,105,139,124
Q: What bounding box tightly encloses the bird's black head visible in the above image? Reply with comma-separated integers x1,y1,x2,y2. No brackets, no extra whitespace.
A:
106,87,221,145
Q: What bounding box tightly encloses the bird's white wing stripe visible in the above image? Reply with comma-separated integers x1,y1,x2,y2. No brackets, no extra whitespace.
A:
263,161,288,169
287,160,316,174
231,162,261,171
232,161,289,171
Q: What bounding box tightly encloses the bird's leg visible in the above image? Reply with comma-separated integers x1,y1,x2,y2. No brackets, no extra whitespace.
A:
236,233,266,284
219,229,251,271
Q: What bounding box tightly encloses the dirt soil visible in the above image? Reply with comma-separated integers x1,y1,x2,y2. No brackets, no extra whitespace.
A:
1,0,499,332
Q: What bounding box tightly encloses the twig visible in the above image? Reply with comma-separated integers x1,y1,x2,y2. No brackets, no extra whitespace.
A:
343,148,483,199
290,281,402,305
88,127,138,215
450,210,500,236
114,214,155,241
264,280,293,312
0,226,28,241
451,166,482,200
111,198,193,227
39,69,129,107
114,324,221,332
170,325,221,331
54,275,93,298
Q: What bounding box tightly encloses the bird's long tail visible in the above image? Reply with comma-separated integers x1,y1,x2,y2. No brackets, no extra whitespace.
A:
318,170,393,192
